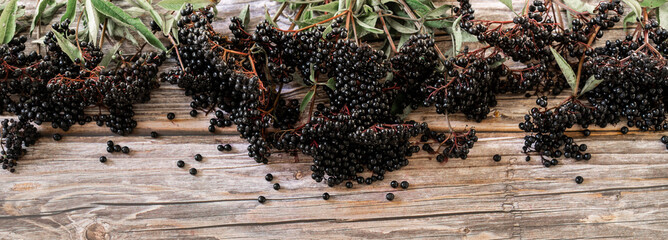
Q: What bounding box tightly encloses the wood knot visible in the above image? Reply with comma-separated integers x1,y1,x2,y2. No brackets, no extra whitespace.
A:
463,227,471,234
85,223,108,240
294,170,303,180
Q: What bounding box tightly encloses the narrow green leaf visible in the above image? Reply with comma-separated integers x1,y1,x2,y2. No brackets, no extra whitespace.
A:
639,0,665,8
61,0,77,21
451,15,463,55
578,75,603,96
265,6,278,27
133,0,165,35
659,3,668,29
157,0,215,11
239,4,250,27
41,1,67,23
124,6,147,18
562,0,595,13
91,0,167,51
85,0,101,45
295,12,333,26
30,0,55,36
549,47,577,95
624,11,637,30
52,30,83,63
309,62,315,82
325,78,336,90
498,0,516,14
404,0,431,17
397,34,410,49
299,88,315,113
100,41,123,67
622,0,642,21
309,1,338,12
0,0,18,44
355,15,383,34
385,17,418,33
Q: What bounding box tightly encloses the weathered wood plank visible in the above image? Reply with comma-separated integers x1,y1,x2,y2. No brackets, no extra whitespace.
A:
0,0,666,239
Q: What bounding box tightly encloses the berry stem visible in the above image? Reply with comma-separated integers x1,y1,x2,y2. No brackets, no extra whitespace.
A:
272,2,287,23
378,11,397,54
289,4,307,30
168,35,185,72
574,25,601,96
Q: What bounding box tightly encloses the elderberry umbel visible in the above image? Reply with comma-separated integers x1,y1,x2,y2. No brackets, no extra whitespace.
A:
1,119,39,172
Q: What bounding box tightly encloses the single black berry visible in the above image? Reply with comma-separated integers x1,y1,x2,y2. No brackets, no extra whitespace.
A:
265,173,273,181
114,145,122,152
190,109,198,117
99,156,107,163
121,146,130,154
345,182,353,188
322,192,330,200
386,193,395,201
53,133,62,141
189,168,197,175
177,160,185,168
400,181,409,189
217,145,224,151
390,180,398,188
273,183,280,190
575,176,584,184
493,154,501,162
621,126,629,134
258,196,266,203
167,112,175,120
194,154,203,161
223,144,232,151
151,131,158,138
107,140,114,147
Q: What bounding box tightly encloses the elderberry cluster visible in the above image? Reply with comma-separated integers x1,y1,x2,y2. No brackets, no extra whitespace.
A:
1,119,39,172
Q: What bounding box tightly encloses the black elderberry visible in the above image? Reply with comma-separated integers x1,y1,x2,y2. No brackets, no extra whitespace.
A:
189,110,198,117
273,183,280,190
620,126,629,134
258,196,266,203
53,133,62,141
493,154,501,162
525,156,531,162
322,192,330,200
194,154,203,161
390,180,398,188
583,130,590,137
575,176,584,184
106,146,114,153
345,182,353,188
189,168,197,175
265,173,273,181
662,136,668,144
400,181,409,189
121,146,130,154
217,144,224,151
151,131,159,138
99,156,107,163
550,159,558,166
223,144,232,151
167,113,175,120
114,145,122,152
385,193,395,201
177,160,185,168
107,140,114,147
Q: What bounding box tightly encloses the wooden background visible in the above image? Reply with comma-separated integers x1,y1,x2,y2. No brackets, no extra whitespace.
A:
1,0,667,239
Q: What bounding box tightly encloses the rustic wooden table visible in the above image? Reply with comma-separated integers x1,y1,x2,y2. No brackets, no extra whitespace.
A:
1,0,667,239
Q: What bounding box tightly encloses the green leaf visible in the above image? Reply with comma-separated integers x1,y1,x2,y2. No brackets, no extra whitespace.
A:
41,1,67,23
30,0,55,36
85,0,101,45
157,0,215,11
355,15,383,34
52,30,83,63
562,0,596,13
100,41,123,67
61,0,77,21
265,6,278,27
639,0,665,8
124,6,146,18
622,0,642,22
133,0,165,35
165,3,186,37
397,34,410,49
385,17,418,33
325,78,336,90
659,3,668,29
424,3,450,17
309,1,338,12
578,75,603,96
239,4,250,28
91,0,167,51
624,11,637,30
549,46,577,95
451,15,463,55
498,0,516,14
405,0,431,17
0,0,17,44
299,88,315,113
295,12,333,26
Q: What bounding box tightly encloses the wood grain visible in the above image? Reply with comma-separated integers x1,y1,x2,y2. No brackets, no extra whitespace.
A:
1,0,667,239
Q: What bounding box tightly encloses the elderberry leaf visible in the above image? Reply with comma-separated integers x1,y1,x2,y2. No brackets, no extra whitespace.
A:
265,6,278,27
309,1,338,12
239,4,250,28
624,11,636,30
41,1,67,24
325,78,336,90
659,3,668,29
295,12,333,27
497,0,516,14
451,15,463,55
622,0,642,22
397,33,410,48
385,17,418,34
52,30,84,63
132,0,166,36
405,0,431,17
549,47,577,95
300,88,315,113
100,41,123,67
355,15,383,34
91,0,167,51
579,75,603,96
30,0,55,36
84,0,101,45
157,0,216,11
165,3,186,41
0,0,17,44
639,0,665,8
61,0,77,21
562,0,596,13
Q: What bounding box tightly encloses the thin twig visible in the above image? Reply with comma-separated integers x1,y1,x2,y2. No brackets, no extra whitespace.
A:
168,35,185,71
378,11,397,53
75,11,84,63
99,19,108,47
289,4,307,30
273,2,288,23
574,25,600,95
